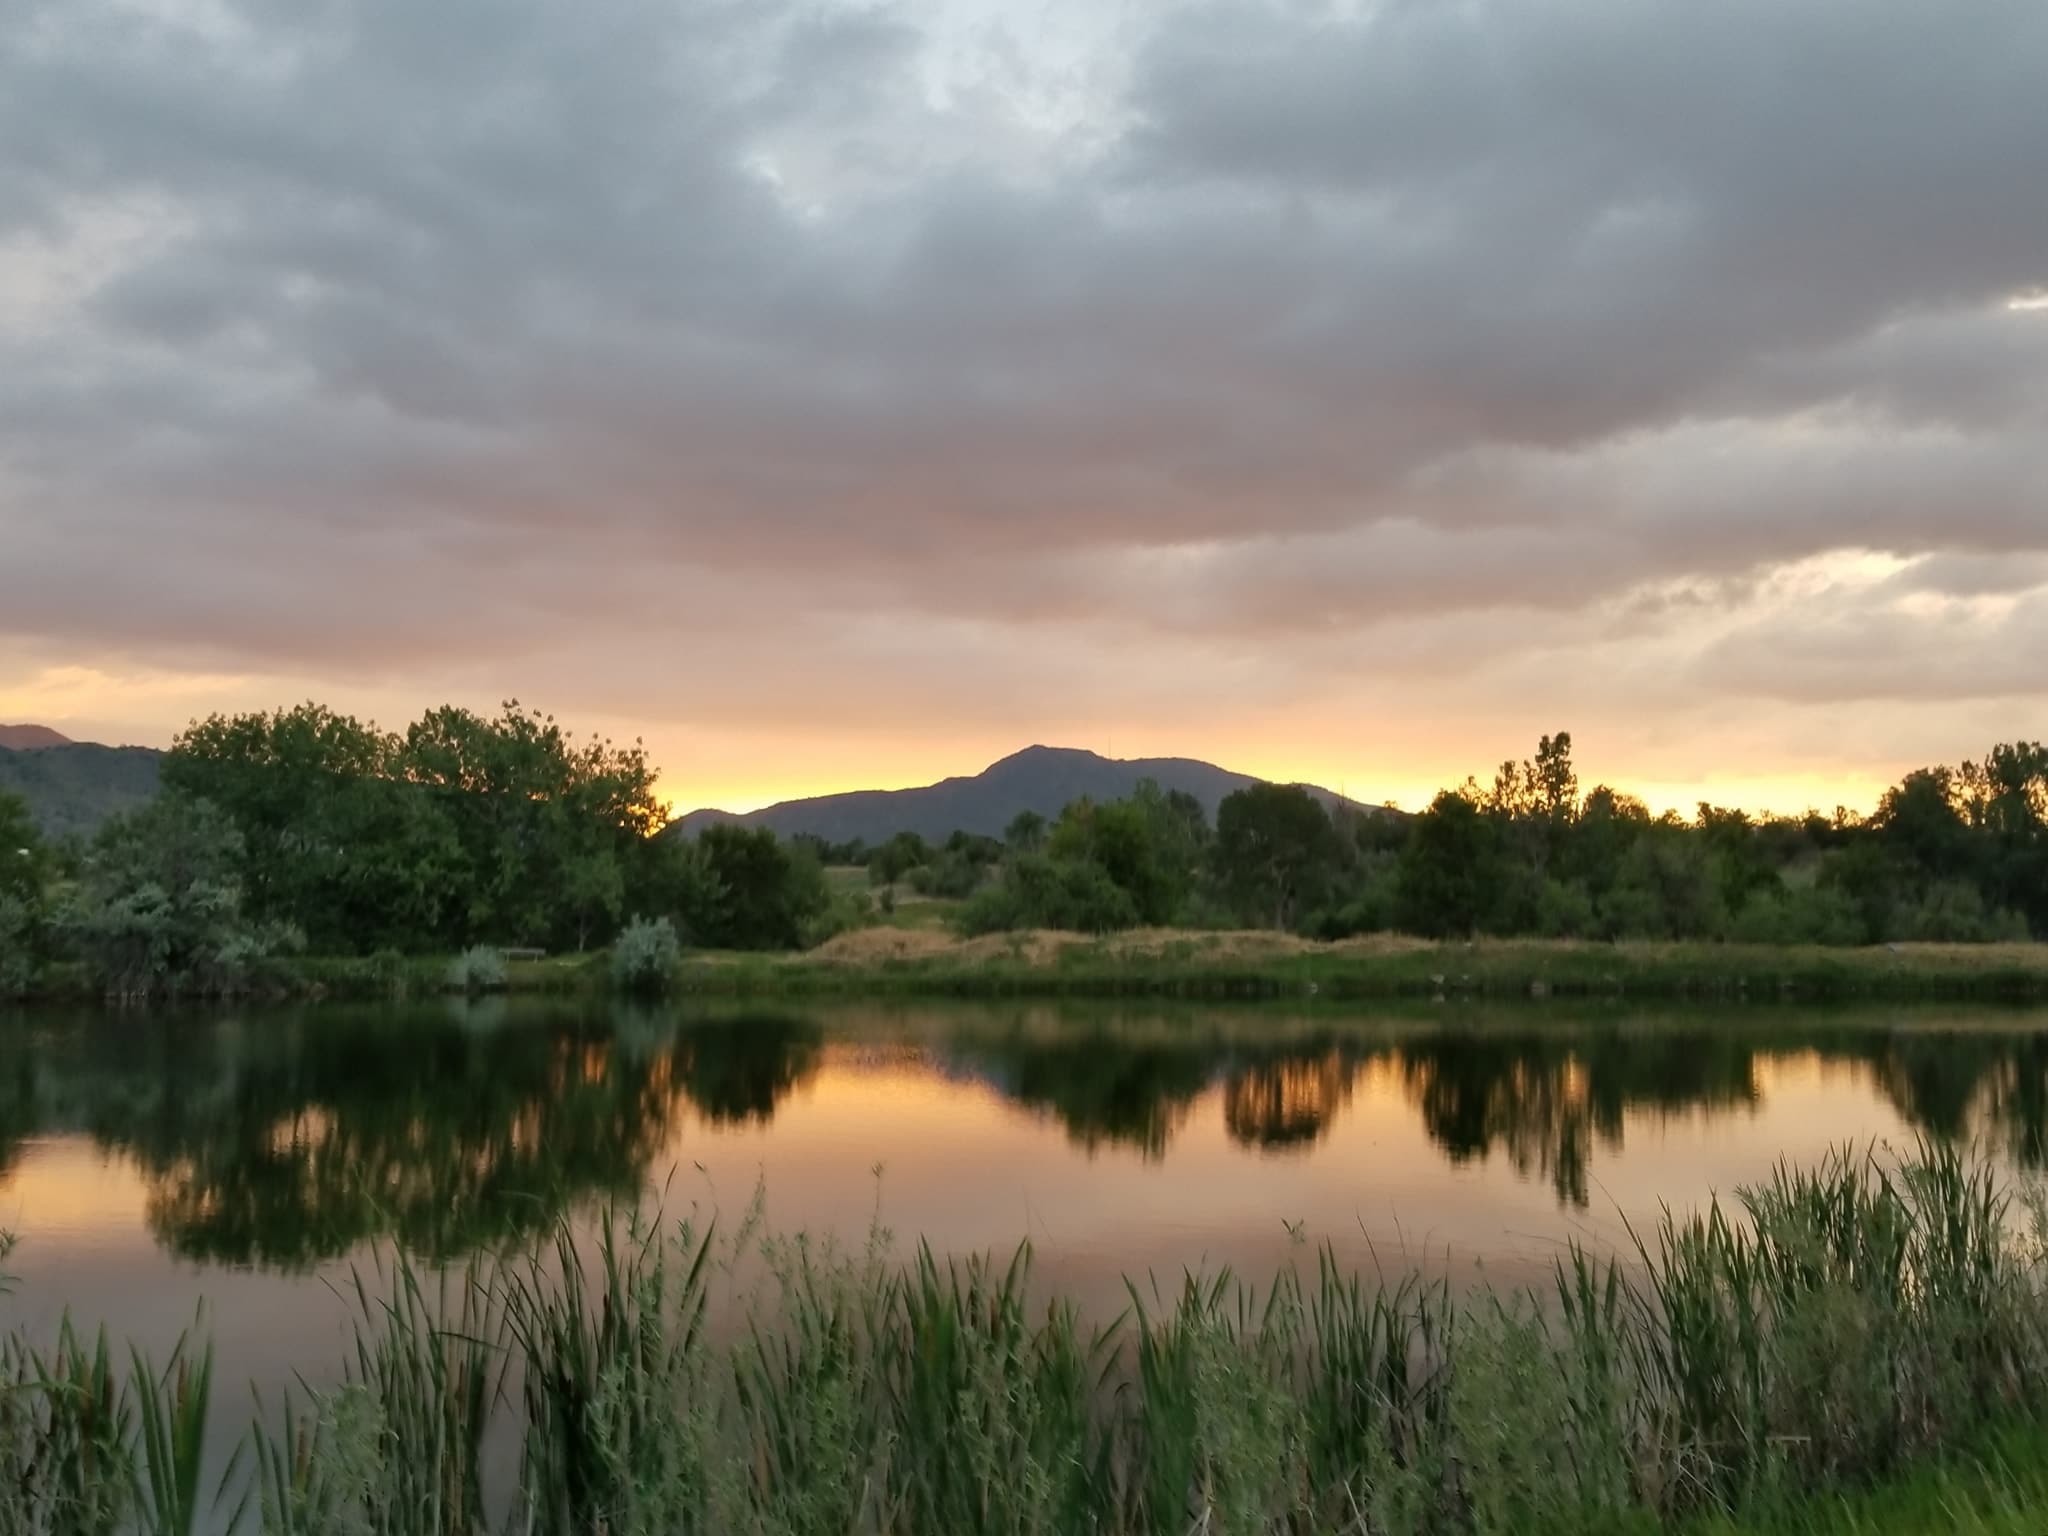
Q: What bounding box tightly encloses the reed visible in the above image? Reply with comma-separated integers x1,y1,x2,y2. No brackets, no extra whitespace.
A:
4,1145,2048,1533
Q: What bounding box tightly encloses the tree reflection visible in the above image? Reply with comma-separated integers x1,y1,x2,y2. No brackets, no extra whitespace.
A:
0,1006,823,1269
949,1034,1213,1160
1222,1051,1356,1152
1397,1032,1758,1206
9,1006,2048,1265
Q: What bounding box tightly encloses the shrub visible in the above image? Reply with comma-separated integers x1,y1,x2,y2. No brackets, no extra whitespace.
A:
1899,880,2032,944
447,945,508,994
1728,883,1865,946
611,916,681,994
956,855,1140,936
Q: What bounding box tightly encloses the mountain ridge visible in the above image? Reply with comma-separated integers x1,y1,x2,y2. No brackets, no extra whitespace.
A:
0,741,164,838
670,744,1380,845
0,724,73,750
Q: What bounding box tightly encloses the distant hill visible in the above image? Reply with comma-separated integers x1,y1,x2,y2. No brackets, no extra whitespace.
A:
0,724,72,750
0,743,164,839
670,745,1381,845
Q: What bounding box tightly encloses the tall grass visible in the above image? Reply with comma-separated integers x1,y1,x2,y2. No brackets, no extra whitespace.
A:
3,1145,2048,1533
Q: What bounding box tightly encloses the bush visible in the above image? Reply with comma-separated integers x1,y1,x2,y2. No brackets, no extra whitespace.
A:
447,945,508,994
691,827,830,950
1728,882,1865,946
956,854,1141,936
611,916,681,994
799,887,873,949
1532,877,1598,939
1899,880,2033,944
357,946,411,997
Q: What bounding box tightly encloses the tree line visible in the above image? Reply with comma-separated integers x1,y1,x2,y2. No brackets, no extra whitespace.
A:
2,711,2043,998
836,731,2047,946
0,701,859,996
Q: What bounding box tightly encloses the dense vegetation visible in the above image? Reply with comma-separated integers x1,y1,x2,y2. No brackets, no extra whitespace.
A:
5,1145,2048,1534
941,733,2048,947
1,710,2042,999
0,702,876,997
0,742,162,840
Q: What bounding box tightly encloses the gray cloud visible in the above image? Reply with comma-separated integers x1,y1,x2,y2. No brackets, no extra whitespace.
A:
2,0,2046,763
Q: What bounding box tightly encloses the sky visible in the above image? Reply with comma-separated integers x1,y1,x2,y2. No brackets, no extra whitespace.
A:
2,0,2045,818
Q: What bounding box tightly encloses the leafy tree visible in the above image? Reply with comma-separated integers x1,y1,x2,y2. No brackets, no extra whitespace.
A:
164,704,404,944
1394,790,1501,938
1696,804,1784,915
868,832,932,895
691,826,830,950
1213,784,1341,930
1600,829,1725,940
69,793,296,996
1871,768,1973,885
398,701,664,949
1004,809,1047,853
1561,784,1652,913
956,853,1140,936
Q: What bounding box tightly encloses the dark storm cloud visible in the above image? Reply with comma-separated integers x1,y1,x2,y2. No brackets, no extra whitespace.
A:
2,0,2045,708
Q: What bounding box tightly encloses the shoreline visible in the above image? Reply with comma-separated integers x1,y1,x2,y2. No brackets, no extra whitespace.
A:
7,931,2048,1007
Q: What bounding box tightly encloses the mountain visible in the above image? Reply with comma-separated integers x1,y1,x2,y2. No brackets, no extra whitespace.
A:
0,743,164,839
0,724,72,750
670,745,1380,845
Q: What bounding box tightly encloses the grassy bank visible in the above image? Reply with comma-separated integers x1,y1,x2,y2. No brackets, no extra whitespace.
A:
682,930,2048,1003
12,931,2048,1007
1703,1419,2048,1534
5,1146,2048,1534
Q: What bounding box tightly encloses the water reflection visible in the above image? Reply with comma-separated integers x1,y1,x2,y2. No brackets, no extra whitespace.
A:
5,1003,2048,1269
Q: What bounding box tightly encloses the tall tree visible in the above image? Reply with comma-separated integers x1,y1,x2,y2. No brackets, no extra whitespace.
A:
1395,789,1502,938
1213,784,1341,930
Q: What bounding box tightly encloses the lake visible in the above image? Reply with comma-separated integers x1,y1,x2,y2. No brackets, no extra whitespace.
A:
6,997,2048,1411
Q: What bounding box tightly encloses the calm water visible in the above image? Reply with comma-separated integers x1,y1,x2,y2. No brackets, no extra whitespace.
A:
6,998,2048,1408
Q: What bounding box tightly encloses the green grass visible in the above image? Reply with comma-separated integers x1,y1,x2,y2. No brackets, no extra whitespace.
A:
13,930,2048,1006
7,1145,2048,1533
1702,1420,2048,1534
678,934,2048,1003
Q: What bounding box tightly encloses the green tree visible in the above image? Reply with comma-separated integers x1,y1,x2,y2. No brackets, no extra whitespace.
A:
1566,785,1650,899
1871,768,1972,884
1394,790,1501,937
691,826,829,950
1213,784,1341,930
69,793,294,996
1004,809,1047,853
1600,826,1725,940
396,700,664,948
165,704,402,941
868,831,932,895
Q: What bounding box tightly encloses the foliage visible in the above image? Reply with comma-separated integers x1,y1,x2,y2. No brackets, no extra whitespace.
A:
957,852,1140,935
611,916,681,994
689,826,832,950
65,792,299,998
162,700,666,954
1212,783,1343,930
446,945,508,994
1396,790,1502,937
11,707,2048,969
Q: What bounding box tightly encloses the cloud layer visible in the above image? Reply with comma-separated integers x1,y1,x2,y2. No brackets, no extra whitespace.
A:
3,0,2045,807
